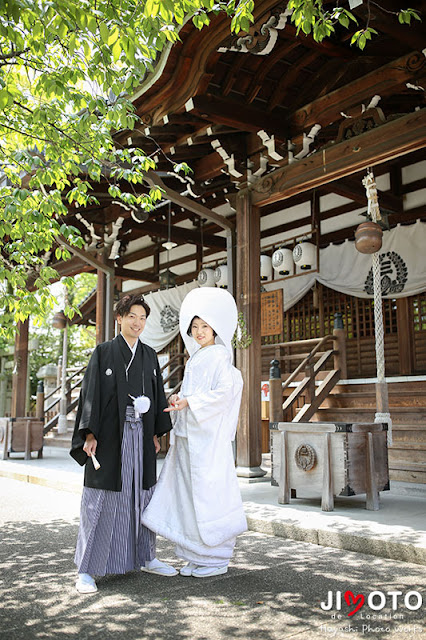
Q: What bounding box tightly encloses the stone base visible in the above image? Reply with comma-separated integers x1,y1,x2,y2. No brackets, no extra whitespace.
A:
236,465,267,480
57,415,68,435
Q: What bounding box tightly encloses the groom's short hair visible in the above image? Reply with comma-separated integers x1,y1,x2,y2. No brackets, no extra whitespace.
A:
115,294,151,319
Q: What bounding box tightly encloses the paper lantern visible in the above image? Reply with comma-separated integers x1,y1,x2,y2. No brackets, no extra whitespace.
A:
272,248,293,276
260,254,273,281
197,268,216,287
293,242,316,270
214,264,228,288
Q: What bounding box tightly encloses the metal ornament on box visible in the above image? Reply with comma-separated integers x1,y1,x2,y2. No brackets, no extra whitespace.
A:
272,248,293,276
260,254,273,281
197,268,216,287
293,241,316,270
214,264,228,288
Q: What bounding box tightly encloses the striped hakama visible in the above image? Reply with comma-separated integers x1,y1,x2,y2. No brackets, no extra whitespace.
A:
75,406,156,576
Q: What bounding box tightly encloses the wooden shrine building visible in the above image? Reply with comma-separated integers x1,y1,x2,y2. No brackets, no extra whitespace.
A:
8,0,426,482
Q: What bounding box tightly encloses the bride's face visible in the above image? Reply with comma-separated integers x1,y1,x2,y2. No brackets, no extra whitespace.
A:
191,317,215,348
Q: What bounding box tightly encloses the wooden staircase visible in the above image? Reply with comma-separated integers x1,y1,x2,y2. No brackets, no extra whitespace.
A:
310,380,426,484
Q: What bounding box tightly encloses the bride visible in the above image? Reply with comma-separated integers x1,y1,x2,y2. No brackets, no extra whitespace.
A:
142,287,247,578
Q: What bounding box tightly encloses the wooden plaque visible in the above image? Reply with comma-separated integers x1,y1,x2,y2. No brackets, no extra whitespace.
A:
261,289,283,337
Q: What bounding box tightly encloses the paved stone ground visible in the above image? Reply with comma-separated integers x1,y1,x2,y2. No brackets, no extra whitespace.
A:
0,477,425,640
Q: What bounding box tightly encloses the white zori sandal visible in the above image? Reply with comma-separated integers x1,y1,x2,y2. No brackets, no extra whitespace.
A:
191,565,228,578
76,573,97,594
179,562,198,577
141,558,178,576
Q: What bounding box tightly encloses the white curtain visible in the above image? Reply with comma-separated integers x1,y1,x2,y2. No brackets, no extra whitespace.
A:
265,220,426,311
141,281,198,352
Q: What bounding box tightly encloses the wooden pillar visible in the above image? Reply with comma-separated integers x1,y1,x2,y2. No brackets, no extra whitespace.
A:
235,191,265,478
11,319,29,418
114,277,122,337
105,269,115,341
333,312,347,379
96,268,106,345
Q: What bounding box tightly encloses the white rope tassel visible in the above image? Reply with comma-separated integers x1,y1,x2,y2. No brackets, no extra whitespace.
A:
363,171,392,446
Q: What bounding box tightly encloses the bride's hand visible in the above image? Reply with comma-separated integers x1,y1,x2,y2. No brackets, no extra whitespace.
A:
164,397,189,412
169,393,179,407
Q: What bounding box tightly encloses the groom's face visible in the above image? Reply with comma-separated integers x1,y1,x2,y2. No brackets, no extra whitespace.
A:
117,304,147,343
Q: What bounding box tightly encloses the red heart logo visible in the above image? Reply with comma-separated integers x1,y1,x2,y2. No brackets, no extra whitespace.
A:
344,591,365,617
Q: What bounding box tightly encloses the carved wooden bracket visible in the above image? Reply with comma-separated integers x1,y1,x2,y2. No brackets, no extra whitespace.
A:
336,107,386,144
218,4,291,56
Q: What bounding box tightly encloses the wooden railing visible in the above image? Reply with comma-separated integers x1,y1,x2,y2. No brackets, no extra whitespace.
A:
160,352,186,398
42,366,87,435
267,327,346,424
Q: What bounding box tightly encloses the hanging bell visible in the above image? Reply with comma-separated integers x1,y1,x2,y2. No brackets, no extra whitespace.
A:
354,221,383,254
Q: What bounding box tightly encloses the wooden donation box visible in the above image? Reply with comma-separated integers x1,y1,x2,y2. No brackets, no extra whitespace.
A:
0,417,44,460
270,422,389,511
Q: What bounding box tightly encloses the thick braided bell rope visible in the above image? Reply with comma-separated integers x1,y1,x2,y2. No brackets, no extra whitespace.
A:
362,172,392,445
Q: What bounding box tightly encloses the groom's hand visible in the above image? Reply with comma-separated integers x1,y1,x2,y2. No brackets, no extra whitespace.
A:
153,435,161,453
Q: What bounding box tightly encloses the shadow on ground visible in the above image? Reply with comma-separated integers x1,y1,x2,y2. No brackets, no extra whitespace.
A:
0,516,425,640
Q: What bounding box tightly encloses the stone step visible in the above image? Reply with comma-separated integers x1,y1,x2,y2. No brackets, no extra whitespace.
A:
389,462,426,484
389,446,426,464
335,381,426,394
312,407,426,424
321,392,426,409
43,435,72,448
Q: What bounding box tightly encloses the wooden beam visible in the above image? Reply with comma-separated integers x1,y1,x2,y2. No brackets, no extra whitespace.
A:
119,243,162,267
145,170,234,232
288,51,426,136
115,267,158,283
246,40,299,104
268,50,318,113
58,235,114,275
186,93,287,140
123,219,226,250
192,150,225,182
49,256,93,278
250,109,426,207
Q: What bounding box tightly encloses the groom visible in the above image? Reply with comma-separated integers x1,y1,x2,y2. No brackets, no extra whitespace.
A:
70,293,176,593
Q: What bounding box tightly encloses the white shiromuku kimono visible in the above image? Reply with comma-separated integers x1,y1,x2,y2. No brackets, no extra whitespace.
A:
141,287,248,567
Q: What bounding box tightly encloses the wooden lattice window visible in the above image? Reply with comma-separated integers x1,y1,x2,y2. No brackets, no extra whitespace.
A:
413,292,426,332
285,289,320,342
284,285,398,343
